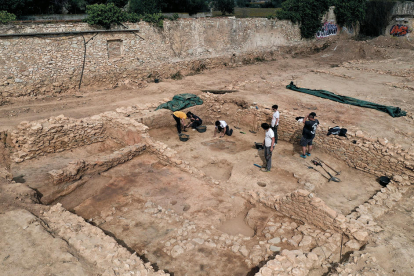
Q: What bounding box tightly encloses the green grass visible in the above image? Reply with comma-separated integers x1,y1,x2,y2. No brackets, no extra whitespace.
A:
212,8,279,18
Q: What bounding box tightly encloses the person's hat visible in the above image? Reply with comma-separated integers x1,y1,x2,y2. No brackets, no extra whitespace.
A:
309,112,317,117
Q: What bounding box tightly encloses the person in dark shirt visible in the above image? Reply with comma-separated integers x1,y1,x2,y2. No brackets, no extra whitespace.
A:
300,112,319,158
184,112,202,131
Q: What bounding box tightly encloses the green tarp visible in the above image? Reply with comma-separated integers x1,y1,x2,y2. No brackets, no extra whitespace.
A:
155,93,203,112
286,82,406,118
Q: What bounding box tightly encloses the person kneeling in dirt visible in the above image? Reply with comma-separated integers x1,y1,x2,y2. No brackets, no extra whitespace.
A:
214,120,233,138
261,123,275,172
184,112,202,131
172,111,187,134
300,112,319,158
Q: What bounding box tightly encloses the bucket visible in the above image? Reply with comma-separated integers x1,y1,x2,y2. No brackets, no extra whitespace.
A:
379,176,390,187
255,142,264,150
196,125,207,133
179,133,189,142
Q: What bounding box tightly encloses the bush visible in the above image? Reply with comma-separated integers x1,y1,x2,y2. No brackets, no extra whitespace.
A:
142,12,164,27
126,12,142,22
85,3,126,29
0,10,16,24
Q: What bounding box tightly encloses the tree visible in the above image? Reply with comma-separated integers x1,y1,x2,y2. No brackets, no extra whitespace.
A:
276,0,331,39
129,0,160,15
215,0,234,15
333,0,366,27
85,3,126,28
0,0,33,15
0,10,16,23
186,0,208,15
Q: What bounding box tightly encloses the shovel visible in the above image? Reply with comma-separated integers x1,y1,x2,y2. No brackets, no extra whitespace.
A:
305,164,330,180
314,157,341,175
312,160,341,182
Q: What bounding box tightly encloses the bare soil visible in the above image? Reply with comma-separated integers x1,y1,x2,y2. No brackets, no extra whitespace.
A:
1,35,414,276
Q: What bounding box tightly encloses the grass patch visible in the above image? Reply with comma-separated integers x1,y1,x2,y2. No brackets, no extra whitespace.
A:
212,7,279,18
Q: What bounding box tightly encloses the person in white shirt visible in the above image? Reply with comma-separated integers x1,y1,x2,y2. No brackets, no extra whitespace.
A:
271,105,279,144
214,120,233,137
261,123,275,172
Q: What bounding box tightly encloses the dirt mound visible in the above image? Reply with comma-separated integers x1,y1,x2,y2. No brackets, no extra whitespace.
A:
312,38,389,64
367,35,414,50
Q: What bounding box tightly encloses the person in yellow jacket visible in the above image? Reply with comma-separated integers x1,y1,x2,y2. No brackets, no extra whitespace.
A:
172,111,187,134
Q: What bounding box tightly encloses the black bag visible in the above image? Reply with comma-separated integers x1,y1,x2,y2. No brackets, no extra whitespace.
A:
327,126,340,136
339,128,347,137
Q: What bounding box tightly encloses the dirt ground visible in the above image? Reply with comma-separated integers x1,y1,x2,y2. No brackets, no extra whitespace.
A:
1,35,414,276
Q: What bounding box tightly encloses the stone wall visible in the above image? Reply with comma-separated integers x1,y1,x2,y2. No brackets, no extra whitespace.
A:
193,93,414,180
0,18,301,97
43,203,169,276
9,112,148,163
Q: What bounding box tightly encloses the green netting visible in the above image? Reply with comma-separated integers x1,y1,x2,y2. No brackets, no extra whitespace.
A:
155,93,203,112
286,82,406,118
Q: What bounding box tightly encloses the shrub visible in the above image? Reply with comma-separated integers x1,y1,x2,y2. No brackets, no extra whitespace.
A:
142,12,165,27
0,10,16,24
126,12,142,23
85,3,126,29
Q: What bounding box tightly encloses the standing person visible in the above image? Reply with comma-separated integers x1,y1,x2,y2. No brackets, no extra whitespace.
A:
184,112,202,131
172,111,187,134
261,123,275,172
300,112,319,158
214,120,233,137
271,105,279,144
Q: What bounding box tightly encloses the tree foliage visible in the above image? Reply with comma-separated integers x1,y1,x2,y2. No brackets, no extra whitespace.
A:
0,10,16,23
333,0,366,26
129,0,160,15
214,0,234,15
0,0,33,15
85,3,126,28
276,0,331,39
276,0,368,39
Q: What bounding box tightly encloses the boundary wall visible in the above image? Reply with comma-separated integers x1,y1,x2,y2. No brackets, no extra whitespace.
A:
0,18,301,97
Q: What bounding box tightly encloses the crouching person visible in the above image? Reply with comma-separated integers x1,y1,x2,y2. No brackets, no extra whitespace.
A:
261,123,275,172
184,112,202,131
214,120,233,137
172,111,187,134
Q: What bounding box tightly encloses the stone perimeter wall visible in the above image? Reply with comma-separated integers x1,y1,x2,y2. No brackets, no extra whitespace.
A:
0,18,301,97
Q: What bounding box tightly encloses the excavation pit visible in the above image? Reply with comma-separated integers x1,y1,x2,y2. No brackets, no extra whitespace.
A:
3,97,400,276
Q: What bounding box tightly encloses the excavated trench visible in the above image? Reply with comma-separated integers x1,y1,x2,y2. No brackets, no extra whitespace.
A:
5,97,391,276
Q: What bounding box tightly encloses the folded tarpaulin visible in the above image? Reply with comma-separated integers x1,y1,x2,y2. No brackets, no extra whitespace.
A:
286,82,406,118
155,93,203,112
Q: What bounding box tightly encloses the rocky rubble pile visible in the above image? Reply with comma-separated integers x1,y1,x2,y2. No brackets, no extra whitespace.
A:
328,251,388,276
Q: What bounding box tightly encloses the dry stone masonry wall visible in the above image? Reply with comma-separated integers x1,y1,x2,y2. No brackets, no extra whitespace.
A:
0,19,301,97
198,93,414,181
43,203,169,276
9,111,149,163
